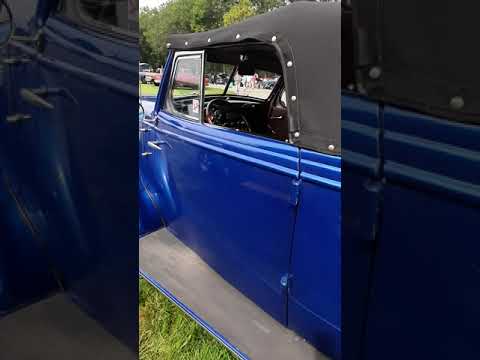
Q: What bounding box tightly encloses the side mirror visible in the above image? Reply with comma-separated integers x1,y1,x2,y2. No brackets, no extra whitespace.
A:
0,0,13,48
139,103,145,122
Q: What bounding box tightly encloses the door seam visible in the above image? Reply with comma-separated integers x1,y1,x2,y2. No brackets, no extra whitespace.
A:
285,146,302,327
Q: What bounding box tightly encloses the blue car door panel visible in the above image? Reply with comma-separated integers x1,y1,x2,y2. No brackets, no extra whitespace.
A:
363,106,480,360
288,149,341,358
145,109,300,324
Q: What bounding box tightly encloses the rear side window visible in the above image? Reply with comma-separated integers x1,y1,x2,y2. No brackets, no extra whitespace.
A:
166,54,203,121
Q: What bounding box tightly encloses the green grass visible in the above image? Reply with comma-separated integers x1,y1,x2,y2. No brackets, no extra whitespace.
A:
140,83,161,96
139,278,236,360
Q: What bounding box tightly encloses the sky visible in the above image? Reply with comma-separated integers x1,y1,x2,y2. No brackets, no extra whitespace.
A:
140,0,169,8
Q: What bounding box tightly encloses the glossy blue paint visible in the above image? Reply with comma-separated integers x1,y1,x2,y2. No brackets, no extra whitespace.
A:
288,149,341,359
0,2,58,312
365,106,480,360
0,165,58,313
341,94,382,360
139,97,164,235
0,0,59,315
343,93,480,359
2,0,137,352
145,111,300,324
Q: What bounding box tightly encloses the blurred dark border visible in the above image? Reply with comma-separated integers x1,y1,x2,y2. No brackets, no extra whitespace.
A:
0,1,138,358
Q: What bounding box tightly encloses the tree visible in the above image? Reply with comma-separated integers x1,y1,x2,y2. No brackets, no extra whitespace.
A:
251,0,285,13
223,0,256,26
191,0,236,32
140,28,154,65
140,0,288,67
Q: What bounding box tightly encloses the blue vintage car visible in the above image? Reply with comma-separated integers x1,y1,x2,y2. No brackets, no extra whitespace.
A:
139,2,341,360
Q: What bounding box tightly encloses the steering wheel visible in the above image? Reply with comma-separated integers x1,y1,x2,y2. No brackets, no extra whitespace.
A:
206,98,232,125
206,98,252,133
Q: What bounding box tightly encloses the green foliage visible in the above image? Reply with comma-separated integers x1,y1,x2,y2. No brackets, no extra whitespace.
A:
139,278,236,360
140,28,154,66
140,0,287,67
191,0,237,32
223,0,255,26
252,0,285,13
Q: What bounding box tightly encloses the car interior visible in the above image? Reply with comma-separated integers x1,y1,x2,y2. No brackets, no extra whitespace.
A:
170,42,290,142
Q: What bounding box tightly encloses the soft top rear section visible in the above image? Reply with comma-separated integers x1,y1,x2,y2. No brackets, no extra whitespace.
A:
350,1,480,124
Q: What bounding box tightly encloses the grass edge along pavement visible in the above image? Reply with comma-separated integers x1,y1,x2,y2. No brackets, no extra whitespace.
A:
139,278,237,360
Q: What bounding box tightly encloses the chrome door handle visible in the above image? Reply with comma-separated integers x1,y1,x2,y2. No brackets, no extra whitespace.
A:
20,88,54,110
147,140,171,150
147,141,162,151
139,128,151,133
20,87,78,110
143,115,156,123
6,113,32,123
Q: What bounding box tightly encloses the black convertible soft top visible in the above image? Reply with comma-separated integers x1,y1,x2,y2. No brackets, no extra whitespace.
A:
167,1,341,155
351,1,480,124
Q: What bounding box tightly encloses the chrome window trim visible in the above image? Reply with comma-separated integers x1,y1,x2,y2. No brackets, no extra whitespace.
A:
165,51,205,123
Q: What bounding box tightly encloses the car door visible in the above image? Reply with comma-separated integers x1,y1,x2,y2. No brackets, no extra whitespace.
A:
363,106,480,360
145,50,300,324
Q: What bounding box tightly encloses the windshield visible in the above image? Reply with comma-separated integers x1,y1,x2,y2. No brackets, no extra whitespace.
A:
205,60,279,100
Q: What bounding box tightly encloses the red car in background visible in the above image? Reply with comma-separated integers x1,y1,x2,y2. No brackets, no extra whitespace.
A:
153,72,162,86
139,63,163,86
175,67,209,88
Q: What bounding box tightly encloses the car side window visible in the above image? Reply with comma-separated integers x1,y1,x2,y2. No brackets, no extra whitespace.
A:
166,54,203,121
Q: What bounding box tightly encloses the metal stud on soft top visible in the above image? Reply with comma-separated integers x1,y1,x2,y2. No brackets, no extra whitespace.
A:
450,96,464,110
369,66,382,79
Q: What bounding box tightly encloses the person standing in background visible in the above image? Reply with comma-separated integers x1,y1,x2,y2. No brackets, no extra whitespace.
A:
235,72,242,95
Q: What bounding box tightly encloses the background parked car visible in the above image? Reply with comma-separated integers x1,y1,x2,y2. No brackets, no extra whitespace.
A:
153,71,162,86
139,62,152,83
262,77,279,89
139,62,162,85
